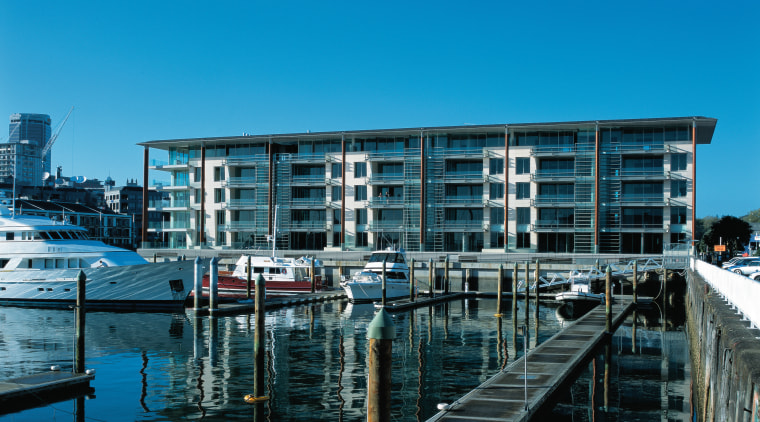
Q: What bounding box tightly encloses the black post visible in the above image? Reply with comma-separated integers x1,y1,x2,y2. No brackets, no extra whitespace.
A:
246,255,252,300
254,274,266,399
75,270,86,374
409,258,415,301
605,266,612,334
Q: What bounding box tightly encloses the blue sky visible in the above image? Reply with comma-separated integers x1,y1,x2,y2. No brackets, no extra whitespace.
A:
1,1,758,218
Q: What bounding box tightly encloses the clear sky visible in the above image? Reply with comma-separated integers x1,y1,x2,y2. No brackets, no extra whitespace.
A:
1,1,758,218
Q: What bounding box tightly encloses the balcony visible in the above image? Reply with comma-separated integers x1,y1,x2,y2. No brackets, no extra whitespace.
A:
618,195,666,205
618,169,666,180
224,154,268,166
147,221,193,232
531,145,576,156
289,198,327,208
531,195,575,207
442,171,485,183
439,220,486,231
148,199,191,211
369,197,404,208
290,220,327,231
369,220,406,231
291,175,325,186
440,196,484,206
369,173,405,184
223,177,263,187
149,159,190,171
223,199,267,210
531,170,575,182
531,220,575,231
221,221,268,233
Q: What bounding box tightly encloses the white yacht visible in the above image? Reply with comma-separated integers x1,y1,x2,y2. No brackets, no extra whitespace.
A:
340,248,412,303
0,207,196,310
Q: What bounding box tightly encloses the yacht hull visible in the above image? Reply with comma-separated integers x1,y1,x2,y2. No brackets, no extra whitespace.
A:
0,261,195,311
342,281,409,303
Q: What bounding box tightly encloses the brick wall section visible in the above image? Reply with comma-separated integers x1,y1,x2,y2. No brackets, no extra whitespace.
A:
687,269,760,421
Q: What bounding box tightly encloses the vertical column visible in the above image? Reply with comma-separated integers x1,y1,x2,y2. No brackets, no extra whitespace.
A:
504,125,509,252
200,145,206,246
420,130,426,251
142,146,149,248
692,119,697,239
594,123,600,254
341,135,346,249
268,140,274,238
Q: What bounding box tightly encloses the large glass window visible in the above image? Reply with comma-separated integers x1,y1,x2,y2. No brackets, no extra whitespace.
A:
444,208,483,221
516,158,530,175
670,206,687,224
671,153,687,171
490,208,504,225
355,208,367,225
489,183,504,199
622,208,663,227
445,160,481,174
213,167,225,181
622,156,663,172
354,162,367,178
538,183,574,198
538,208,574,226
214,188,225,203
671,180,687,198
516,207,530,225
331,186,341,201
355,185,367,201
622,182,663,199
516,232,530,248
516,182,530,200
331,163,342,178
538,159,574,174
446,184,482,198
489,158,504,175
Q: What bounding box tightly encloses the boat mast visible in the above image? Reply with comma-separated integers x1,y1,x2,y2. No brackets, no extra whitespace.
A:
270,204,279,258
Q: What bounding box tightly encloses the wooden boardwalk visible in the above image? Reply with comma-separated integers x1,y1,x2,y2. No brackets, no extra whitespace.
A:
427,301,634,421
0,371,94,414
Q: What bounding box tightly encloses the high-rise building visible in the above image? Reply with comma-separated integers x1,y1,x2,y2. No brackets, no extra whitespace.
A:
140,116,717,254
2,113,52,187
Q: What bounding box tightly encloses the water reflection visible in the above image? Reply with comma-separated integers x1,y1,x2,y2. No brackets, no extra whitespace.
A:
0,299,565,421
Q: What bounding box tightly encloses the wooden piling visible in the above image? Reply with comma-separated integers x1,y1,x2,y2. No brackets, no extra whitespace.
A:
444,256,449,295
605,266,611,333
254,274,266,399
409,258,415,302
310,257,316,293
367,308,395,422
534,260,540,320
429,259,434,298
209,257,218,312
512,262,518,318
382,258,387,307
75,270,86,374
632,260,638,305
495,264,503,317
246,255,252,300
193,257,203,310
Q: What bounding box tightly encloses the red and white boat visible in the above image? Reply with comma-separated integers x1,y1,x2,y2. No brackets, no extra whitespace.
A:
202,254,324,297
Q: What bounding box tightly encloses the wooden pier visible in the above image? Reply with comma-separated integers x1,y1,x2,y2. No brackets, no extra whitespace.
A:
427,301,634,421
0,371,94,414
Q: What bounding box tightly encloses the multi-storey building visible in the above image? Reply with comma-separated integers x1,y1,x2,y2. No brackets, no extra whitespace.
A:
105,177,165,248
139,116,717,254
2,113,52,186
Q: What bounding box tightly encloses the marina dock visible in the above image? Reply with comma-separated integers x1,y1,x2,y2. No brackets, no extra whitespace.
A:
0,371,95,414
427,301,633,421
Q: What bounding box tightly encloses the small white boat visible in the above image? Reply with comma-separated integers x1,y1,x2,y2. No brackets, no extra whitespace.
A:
555,276,607,304
340,248,412,303
0,207,196,310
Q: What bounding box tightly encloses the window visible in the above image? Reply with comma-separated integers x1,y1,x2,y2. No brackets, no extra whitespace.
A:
516,182,530,200
671,180,687,198
516,158,530,175
193,189,201,204
517,207,530,225
331,163,342,178
671,206,687,224
214,188,225,203
516,232,530,248
333,209,341,224
355,208,367,225
193,167,202,183
355,162,367,178
5,232,13,241
355,185,367,201
490,232,505,248
490,208,504,225
356,232,368,247
213,167,225,182
489,158,504,175
332,186,341,201
671,153,687,171
489,183,504,199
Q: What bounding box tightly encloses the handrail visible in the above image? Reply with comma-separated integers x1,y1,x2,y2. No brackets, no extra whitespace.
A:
692,258,760,329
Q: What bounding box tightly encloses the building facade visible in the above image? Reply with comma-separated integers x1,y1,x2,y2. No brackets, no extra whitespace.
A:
105,178,165,248
140,116,717,254
3,113,52,187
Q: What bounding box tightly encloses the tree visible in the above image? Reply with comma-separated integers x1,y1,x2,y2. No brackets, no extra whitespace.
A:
702,215,752,256
744,208,760,224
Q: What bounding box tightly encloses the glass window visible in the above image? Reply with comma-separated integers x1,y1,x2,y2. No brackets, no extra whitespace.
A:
489,158,504,175
355,185,367,201
214,188,225,203
331,163,342,178
671,153,687,171
213,167,225,181
333,209,341,224
516,232,530,248
356,232,368,247
489,183,504,199
193,167,202,183
490,208,504,225
516,158,530,175
194,189,201,204
516,182,530,200
671,206,687,224
671,180,687,198
332,186,341,201
355,208,367,225
354,162,367,178
517,207,530,225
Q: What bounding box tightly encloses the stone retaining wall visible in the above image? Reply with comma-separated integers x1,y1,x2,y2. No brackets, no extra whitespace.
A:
686,269,760,421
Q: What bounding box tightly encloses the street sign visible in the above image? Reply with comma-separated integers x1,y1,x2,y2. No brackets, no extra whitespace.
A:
714,245,726,252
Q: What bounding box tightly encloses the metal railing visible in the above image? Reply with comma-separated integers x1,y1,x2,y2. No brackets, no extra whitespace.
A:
692,258,760,329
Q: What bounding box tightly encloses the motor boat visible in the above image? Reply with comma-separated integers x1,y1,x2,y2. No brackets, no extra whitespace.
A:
340,248,412,303
202,254,324,297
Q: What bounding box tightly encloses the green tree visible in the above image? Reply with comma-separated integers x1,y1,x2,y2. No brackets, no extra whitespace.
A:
702,215,752,256
743,208,760,224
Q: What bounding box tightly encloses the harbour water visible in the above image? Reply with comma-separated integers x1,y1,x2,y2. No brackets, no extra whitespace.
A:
0,297,688,421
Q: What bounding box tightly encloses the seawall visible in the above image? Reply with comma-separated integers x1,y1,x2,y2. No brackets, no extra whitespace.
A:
687,268,760,421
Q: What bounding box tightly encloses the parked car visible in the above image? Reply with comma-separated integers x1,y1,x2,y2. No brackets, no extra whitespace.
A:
728,260,760,275
722,257,757,269
749,271,760,281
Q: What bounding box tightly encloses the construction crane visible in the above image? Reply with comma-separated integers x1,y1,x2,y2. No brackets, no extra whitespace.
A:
41,106,74,157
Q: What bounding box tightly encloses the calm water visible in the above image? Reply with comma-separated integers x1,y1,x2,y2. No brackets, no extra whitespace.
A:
0,298,688,421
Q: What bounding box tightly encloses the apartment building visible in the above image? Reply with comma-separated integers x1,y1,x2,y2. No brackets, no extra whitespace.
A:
139,116,717,254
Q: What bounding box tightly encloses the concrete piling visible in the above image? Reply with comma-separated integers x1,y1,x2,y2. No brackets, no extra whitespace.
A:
382,258,387,307
429,259,434,298
367,308,395,422
444,256,449,295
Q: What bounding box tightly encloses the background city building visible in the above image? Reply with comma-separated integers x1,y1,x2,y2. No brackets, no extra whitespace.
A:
2,113,52,187
140,116,717,254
